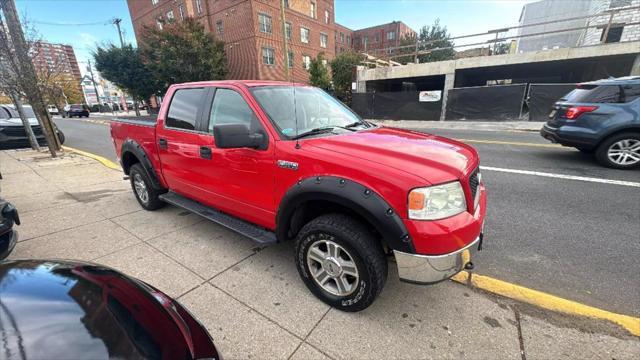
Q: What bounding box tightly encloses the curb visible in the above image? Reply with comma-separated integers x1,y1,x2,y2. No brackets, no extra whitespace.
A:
62,146,121,171
452,271,640,337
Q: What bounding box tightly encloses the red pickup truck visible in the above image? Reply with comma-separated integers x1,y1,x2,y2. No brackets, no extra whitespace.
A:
110,80,486,311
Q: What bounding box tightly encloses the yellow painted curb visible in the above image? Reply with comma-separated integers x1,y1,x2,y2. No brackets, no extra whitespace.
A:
455,138,567,149
452,271,640,336
62,146,121,171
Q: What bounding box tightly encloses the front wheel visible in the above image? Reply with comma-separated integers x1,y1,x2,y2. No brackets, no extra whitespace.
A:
295,214,387,312
595,132,640,169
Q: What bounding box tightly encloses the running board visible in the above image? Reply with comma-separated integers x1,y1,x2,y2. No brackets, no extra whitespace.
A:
159,191,277,245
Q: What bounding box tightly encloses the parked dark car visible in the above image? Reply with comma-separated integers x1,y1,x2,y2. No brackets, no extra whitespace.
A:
0,104,65,149
541,77,640,169
64,103,91,117
0,197,19,260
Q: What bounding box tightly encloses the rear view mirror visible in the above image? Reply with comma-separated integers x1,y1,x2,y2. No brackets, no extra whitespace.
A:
213,123,265,149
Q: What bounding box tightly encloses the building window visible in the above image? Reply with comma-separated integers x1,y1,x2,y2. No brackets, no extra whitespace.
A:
320,33,328,48
301,27,310,43
340,33,345,43
288,51,294,68
303,55,311,70
321,59,327,67
195,0,203,14
601,26,623,43
609,0,632,8
262,47,275,65
166,10,174,22
310,2,316,18
374,34,379,43
178,4,185,20
156,17,163,30
347,35,351,45
285,22,292,40
258,13,272,34
216,20,223,35
363,36,368,48
284,0,289,8
324,10,330,24
387,31,396,40
151,0,159,5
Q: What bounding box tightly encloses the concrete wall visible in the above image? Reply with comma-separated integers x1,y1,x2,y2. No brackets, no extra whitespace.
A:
517,0,592,52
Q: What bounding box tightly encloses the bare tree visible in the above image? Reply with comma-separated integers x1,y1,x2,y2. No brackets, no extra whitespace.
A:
0,0,60,157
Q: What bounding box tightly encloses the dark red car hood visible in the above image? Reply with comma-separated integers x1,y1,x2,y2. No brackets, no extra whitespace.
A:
305,126,479,184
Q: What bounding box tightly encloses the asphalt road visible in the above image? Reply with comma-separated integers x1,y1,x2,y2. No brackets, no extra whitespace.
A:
54,118,640,316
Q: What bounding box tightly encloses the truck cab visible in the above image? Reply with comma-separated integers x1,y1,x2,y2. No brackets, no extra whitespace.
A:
110,80,486,311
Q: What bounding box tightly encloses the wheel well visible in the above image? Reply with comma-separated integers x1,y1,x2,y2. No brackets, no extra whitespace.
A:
596,127,640,149
285,199,387,251
121,151,140,175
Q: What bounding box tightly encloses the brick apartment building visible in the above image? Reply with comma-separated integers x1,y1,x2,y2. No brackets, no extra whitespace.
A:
352,21,416,54
30,41,83,96
128,0,358,82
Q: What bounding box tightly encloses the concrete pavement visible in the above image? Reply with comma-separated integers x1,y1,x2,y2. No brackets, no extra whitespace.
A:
1,148,638,359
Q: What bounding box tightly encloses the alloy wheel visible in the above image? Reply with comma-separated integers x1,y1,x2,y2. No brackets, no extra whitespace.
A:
133,173,149,204
307,237,360,296
607,139,640,166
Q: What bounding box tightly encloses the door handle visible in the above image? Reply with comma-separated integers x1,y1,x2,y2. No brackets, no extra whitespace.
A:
200,146,212,159
158,138,167,149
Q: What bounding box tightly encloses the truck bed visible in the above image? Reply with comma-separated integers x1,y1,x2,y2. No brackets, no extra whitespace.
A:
110,115,161,173
112,115,157,126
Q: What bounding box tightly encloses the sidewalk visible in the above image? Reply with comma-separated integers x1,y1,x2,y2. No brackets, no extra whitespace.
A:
1,149,638,359
369,119,546,132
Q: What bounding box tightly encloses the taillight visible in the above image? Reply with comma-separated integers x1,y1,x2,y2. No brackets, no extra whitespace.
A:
564,106,598,120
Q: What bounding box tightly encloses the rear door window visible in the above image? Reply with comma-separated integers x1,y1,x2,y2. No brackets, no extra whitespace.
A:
621,84,640,103
561,85,621,103
166,88,206,130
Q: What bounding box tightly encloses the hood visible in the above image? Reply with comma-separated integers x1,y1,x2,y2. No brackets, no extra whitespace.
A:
0,260,219,360
305,127,478,184
0,117,39,126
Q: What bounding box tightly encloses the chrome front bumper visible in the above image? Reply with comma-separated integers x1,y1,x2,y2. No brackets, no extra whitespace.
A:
395,235,481,284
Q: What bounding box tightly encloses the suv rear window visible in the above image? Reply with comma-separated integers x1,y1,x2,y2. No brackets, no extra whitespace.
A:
561,84,640,104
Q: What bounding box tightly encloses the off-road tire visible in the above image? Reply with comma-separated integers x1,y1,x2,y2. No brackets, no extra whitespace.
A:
129,163,165,210
295,213,387,312
595,132,640,169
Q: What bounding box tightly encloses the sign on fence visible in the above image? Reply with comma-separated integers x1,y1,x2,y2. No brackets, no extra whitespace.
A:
419,90,442,102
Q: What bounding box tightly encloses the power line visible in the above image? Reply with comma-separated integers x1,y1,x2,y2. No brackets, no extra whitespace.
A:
30,20,111,26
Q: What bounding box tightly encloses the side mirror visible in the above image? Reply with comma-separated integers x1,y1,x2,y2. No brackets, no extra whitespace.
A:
213,123,265,149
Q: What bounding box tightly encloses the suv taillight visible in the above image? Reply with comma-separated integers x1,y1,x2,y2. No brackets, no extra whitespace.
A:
564,106,598,120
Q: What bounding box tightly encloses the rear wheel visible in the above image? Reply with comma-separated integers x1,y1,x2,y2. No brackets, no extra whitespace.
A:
295,214,387,312
129,163,165,210
595,132,640,169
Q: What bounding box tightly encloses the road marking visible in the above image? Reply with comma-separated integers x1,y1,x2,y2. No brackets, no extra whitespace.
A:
456,138,565,148
480,166,640,188
62,146,121,171
452,271,640,336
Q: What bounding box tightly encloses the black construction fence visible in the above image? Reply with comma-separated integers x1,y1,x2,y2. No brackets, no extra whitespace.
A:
350,82,576,122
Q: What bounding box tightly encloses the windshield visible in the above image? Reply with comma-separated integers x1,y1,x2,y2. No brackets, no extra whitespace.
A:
250,86,367,139
6,106,36,118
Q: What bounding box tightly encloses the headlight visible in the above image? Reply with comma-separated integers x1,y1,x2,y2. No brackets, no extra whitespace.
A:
408,182,467,220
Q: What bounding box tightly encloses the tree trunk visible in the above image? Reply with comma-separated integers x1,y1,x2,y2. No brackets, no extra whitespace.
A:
10,92,40,151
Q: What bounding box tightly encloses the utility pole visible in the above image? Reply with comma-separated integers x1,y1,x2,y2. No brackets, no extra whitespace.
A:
279,0,290,81
1,0,60,156
112,18,125,47
86,59,101,108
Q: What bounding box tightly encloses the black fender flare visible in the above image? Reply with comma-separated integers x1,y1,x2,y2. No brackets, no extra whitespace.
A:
121,139,165,190
276,176,415,253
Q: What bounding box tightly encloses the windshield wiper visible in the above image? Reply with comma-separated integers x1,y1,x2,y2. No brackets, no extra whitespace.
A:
291,127,337,140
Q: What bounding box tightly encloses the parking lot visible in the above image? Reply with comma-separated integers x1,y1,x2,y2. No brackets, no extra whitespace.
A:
2,147,639,359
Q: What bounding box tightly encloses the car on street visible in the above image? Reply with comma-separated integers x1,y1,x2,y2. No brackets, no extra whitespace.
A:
0,197,19,260
110,80,486,311
64,103,91,118
540,76,640,169
47,104,59,115
0,104,65,148
0,259,221,360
